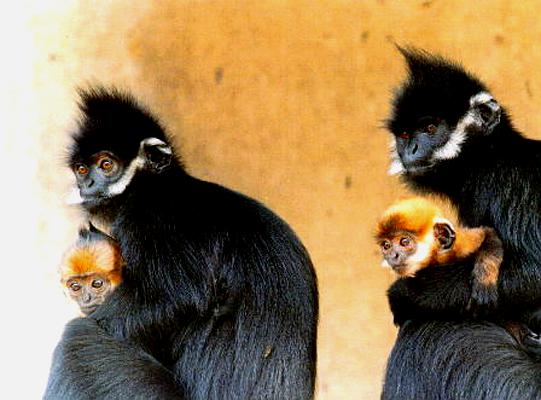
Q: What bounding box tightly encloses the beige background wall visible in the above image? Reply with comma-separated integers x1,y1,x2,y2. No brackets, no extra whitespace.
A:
4,1,541,398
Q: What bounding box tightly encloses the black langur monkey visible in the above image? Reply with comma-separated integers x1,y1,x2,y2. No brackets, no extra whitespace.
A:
45,88,318,399
381,48,541,399
376,197,503,313
60,223,123,316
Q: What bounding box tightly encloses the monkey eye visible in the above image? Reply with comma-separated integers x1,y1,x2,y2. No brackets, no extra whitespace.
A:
381,240,392,250
399,132,410,139
92,279,104,288
75,164,89,175
426,124,437,134
99,158,114,172
69,281,82,291
399,237,411,247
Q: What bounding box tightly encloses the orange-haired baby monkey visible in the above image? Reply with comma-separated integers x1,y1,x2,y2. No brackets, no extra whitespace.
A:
376,197,504,307
60,223,124,316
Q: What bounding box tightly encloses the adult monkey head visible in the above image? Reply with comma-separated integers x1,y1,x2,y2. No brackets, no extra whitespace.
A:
67,87,176,216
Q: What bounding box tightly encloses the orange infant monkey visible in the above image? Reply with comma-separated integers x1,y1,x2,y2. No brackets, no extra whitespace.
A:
60,223,123,316
376,197,503,307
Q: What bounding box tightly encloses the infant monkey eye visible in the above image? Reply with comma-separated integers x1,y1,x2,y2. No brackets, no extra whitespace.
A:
399,237,411,247
69,282,81,292
91,279,104,288
382,240,392,250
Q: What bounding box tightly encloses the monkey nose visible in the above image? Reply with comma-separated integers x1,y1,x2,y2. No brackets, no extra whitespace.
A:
82,293,92,303
82,178,95,189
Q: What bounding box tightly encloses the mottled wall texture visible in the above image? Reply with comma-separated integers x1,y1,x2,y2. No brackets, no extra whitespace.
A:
5,1,541,399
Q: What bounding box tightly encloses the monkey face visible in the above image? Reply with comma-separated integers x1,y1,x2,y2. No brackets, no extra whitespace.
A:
380,234,418,275
72,151,125,203
391,118,455,175
65,273,113,315
387,48,501,176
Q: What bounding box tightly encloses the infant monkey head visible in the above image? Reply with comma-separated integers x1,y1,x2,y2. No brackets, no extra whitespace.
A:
376,197,456,277
60,223,123,315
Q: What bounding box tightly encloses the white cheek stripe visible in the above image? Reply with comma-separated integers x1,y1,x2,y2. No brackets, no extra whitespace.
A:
106,137,169,197
388,136,406,175
432,124,466,161
432,91,495,162
106,154,146,196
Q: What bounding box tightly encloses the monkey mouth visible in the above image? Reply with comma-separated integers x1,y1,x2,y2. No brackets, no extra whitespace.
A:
404,163,434,176
80,305,99,315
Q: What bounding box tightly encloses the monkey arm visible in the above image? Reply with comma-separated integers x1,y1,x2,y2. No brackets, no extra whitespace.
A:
470,227,504,310
387,260,475,326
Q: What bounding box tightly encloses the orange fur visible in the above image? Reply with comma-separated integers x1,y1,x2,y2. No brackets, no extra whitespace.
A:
376,197,440,240
474,253,501,286
436,228,486,265
61,241,123,286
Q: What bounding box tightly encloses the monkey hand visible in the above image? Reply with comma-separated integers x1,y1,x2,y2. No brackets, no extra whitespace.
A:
468,227,503,315
467,279,499,317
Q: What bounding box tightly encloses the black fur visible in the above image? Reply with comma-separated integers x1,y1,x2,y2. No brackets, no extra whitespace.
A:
382,320,541,400
382,49,541,398
387,258,475,326
45,88,319,399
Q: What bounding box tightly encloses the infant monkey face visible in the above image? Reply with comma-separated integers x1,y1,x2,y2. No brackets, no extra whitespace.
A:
66,273,112,315
380,233,418,275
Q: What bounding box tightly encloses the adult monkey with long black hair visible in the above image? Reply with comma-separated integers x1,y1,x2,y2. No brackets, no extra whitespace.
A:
45,88,318,399
382,49,541,399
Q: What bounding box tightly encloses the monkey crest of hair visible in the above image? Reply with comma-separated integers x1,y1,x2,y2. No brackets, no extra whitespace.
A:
377,197,441,239
61,227,122,286
47,88,318,399
68,87,174,166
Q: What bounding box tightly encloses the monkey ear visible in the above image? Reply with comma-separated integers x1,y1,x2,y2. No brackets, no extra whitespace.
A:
433,220,456,251
469,92,501,134
140,137,173,173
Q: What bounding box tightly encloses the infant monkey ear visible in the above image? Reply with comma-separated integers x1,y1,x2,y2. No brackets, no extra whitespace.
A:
433,220,455,250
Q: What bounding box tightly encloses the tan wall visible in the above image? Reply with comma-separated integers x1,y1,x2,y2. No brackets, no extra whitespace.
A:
6,1,541,398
